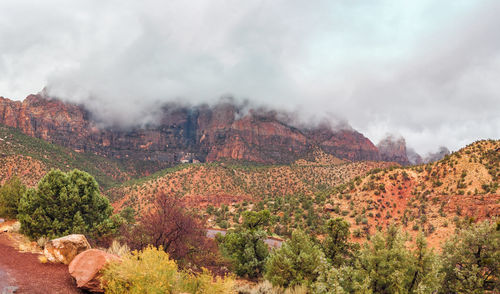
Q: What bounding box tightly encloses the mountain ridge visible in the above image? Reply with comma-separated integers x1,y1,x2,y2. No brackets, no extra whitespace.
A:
0,94,382,169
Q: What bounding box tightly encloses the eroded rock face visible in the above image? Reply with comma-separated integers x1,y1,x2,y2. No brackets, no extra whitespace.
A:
377,135,410,165
0,94,381,168
43,234,91,264
68,249,120,293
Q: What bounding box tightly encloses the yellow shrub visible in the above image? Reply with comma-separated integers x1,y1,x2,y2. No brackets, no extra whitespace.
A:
180,269,234,294
102,246,234,294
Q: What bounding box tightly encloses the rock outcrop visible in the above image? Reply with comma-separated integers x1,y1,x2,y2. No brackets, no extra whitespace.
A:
423,146,450,163
406,148,424,165
69,249,120,293
43,234,91,264
377,135,410,165
0,94,381,168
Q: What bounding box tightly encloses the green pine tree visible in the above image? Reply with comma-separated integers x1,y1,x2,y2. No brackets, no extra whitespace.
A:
217,210,270,278
314,226,442,294
441,220,500,293
18,169,112,239
265,229,326,288
0,176,27,219
322,218,359,267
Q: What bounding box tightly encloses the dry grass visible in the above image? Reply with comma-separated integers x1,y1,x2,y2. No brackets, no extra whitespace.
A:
105,240,130,257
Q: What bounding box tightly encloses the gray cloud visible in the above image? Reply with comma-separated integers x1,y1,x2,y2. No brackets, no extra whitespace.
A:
0,0,499,154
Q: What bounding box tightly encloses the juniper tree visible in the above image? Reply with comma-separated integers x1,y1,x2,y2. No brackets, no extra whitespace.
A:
322,218,359,267
0,176,26,219
440,220,500,293
265,229,326,288
217,210,270,278
18,169,112,239
314,226,442,294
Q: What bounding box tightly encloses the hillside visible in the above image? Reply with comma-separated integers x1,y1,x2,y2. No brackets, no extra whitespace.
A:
2,118,497,249
324,139,500,247
0,125,131,188
106,150,395,212
116,140,498,248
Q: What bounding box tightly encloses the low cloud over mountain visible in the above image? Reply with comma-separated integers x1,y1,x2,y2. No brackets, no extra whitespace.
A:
1,1,499,154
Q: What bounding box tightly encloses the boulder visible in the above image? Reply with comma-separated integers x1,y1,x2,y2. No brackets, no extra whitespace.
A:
43,234,91,264
69,249,120,293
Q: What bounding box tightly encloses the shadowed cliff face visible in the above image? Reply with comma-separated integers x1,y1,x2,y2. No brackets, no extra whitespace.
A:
0,94,381,168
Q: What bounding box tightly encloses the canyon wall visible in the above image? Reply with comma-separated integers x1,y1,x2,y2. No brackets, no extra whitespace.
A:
0,94,383,168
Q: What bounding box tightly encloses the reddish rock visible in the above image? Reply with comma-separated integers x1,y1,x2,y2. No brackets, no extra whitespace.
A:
377,135,410,165
68,249,120,293
324,203,335,212
0,94,382,169
44,234,91,264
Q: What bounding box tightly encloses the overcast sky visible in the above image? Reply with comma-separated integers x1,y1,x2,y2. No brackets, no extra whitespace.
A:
0,0,499,154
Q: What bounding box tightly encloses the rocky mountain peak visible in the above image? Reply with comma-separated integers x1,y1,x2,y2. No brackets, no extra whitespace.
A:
377,135,410,165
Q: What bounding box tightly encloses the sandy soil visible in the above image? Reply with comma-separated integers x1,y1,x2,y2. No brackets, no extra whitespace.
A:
0,233,82,294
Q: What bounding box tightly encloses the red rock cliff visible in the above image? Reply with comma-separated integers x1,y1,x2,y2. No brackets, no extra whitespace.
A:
0,94,382,168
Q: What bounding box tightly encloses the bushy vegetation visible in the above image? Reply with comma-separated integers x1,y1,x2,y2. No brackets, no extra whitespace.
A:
265,229,325,288
18,169,114,239
108,158,392,212
217,210,270,278
1,139,498,293
124,192,224,269
321,218,359,267
440,220,500,292
219,218,498,293
314,226,442,293
0,176,26,219
102,246,234,294
0,125,132,188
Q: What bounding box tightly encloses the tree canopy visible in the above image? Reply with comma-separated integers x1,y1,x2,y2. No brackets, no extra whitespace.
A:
18,169,113,239
441,220,500,293
0,176,26,219
217,210,270,278
314,225,442,294
322,217,359,267
265,229,325,288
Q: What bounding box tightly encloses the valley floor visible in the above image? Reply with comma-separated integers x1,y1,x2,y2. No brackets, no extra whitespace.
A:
0,233,81,294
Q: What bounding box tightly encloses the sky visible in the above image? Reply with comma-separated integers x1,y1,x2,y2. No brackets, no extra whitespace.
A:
0,0,499,155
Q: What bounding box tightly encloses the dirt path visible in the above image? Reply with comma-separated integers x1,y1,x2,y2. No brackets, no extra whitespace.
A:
0,233,82,294
0,265,14,292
